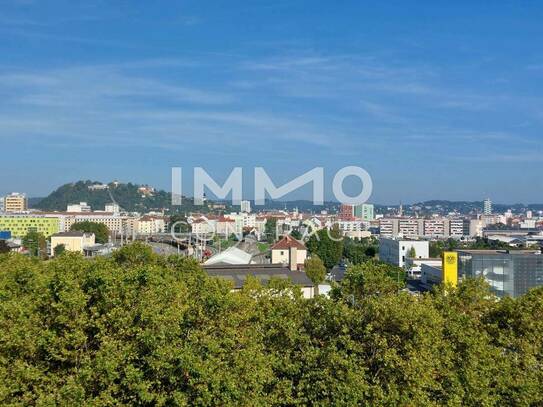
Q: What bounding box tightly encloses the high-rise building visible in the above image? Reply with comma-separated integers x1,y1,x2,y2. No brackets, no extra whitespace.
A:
339,204,354,220
240,200,251,213
354,203,374,221
483,198,492,215
3,193,28,213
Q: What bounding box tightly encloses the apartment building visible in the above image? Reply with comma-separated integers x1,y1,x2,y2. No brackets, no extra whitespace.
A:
380,217,471,238
136,216,166,235
354,203,375,221
3,193,28,213
423,219,449,238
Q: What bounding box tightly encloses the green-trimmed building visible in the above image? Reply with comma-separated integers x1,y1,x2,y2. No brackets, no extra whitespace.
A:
0,215,60,238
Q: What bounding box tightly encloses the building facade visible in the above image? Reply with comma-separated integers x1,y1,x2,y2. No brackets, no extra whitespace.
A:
51,231,95,255
3,193,28,213
379,238,430,268
354,204,375,221
240,200,251,213
458,250,543,298
484,198,493,215
0,215,59,237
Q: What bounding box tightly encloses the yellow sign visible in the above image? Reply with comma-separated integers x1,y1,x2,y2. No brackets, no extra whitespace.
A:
442,252,458,287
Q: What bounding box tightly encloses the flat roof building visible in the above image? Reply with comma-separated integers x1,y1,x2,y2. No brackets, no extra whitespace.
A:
379,238,429,268
0,215,59,238
51,231,95,256
3,193,28,213
458,249,543,298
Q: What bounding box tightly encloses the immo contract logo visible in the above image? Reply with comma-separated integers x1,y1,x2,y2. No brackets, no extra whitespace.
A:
170,166,373,207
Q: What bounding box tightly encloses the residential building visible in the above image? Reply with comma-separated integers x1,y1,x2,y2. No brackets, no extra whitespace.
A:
50,231,95,256
354,203,374,221
399,218,424,238
136,215,166,235
0,215,59,238
270,235,307,270
379,238,429,268
3,193,28,213
67,202,91,212
449,218,470,237
458,249,543,298
379,218,398,237
484,198,492,215
423,219,449,238
339,204,354,220
240,200,251,213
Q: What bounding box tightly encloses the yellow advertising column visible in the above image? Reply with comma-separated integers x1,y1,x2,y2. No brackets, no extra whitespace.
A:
442,252,458,287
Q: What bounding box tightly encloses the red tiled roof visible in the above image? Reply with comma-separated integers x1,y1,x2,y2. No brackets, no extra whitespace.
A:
271,235,306,250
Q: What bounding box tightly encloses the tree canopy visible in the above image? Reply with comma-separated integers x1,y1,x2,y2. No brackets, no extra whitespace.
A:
22,230,47,259
304,255,326,293
306,226,344,269
70,221,110,244
1,244,543,405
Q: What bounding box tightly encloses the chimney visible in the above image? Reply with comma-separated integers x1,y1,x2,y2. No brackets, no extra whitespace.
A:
289,246,298,271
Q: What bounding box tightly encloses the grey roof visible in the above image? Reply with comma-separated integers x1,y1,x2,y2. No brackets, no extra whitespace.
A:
458,249,541,256
52,231,91,237
204,264,313,289
329,265,346,282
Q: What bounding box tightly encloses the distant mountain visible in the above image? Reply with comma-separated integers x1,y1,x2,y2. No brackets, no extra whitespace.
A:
391,200,543,216
30,182,543,216
33,180,204,213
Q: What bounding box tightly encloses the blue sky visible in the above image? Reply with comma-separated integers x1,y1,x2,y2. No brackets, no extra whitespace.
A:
0,1,542,204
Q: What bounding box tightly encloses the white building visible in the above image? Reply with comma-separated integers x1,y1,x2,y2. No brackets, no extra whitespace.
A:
484,198,492,215
105,203,120,213
67,202,91,212
240,200,251,213
405,257,442,277
270,235,307,271
379,238,429,268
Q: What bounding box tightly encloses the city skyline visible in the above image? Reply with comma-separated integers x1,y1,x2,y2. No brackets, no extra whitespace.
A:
1,1,542,202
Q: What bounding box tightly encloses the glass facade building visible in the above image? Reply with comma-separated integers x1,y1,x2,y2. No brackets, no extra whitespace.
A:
458,250,543,298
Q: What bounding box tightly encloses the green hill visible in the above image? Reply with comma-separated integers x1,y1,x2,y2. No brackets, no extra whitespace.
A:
34,180,202,213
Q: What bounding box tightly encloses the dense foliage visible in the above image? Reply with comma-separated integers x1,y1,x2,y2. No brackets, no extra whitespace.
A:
304,256,326,289
343,236,379,265
22,231,47,259
1,243,543,405
306,226,344,269
70,221,110,244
